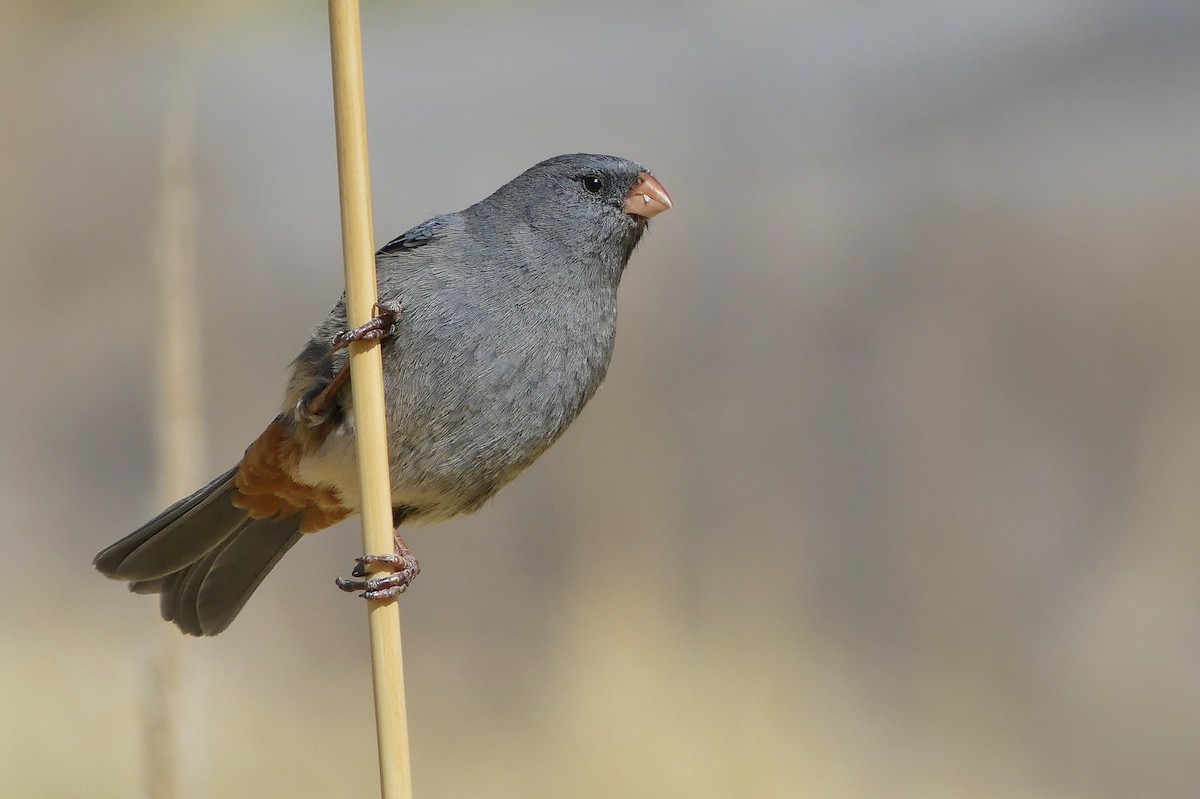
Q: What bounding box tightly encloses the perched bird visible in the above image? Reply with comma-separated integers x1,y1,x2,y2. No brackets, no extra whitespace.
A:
94,153,672,636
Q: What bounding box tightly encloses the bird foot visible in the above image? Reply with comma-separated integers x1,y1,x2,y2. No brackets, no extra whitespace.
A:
336,551,420,600
296,301,401,427
330,301,402,353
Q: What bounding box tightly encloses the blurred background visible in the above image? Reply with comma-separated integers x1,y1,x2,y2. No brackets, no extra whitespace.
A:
3,0,1199,796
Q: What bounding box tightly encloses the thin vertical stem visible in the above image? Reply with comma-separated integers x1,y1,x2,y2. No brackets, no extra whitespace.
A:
327,2,414,798
147,72,203,799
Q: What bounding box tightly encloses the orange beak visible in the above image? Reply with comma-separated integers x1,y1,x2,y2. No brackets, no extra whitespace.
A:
624,173,673,219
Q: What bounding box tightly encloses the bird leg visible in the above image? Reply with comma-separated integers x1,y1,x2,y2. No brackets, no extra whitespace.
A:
297,367,351,426
296,301,402,427
335,527,420,600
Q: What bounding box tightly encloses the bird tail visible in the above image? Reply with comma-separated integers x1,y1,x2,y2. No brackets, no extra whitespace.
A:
94,466,302,636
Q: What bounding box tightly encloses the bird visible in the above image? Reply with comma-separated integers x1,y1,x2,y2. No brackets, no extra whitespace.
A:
94,153,672,636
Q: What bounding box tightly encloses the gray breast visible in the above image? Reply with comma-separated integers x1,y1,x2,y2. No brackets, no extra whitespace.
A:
376,257,618,518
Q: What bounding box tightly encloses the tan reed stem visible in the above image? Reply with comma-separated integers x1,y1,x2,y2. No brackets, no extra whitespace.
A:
327,2,415,797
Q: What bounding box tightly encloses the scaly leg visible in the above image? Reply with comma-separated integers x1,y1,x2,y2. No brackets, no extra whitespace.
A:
297,301,402,426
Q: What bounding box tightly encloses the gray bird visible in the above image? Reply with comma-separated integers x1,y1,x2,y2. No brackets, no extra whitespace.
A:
94,153,672,636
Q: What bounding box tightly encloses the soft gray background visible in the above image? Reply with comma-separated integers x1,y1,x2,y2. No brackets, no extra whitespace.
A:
4,1,1199,797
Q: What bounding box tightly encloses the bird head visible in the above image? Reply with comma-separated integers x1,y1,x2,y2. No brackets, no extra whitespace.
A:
481,153,672,273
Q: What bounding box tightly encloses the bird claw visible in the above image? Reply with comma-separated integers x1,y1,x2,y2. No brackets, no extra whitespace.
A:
331,302,402,352
336,552,420,600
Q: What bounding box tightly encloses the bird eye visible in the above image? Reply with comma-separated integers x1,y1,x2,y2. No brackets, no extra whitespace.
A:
581,175,605,194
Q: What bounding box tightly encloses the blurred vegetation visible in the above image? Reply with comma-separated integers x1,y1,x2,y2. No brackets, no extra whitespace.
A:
3,1,1200,797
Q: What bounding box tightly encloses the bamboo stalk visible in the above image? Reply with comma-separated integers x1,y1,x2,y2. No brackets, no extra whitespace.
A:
326,2,414,798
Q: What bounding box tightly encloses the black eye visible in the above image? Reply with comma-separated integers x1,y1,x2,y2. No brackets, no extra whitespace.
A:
581,175,605,194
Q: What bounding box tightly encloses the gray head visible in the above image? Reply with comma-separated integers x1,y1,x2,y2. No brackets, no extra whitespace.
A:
468,153,672,275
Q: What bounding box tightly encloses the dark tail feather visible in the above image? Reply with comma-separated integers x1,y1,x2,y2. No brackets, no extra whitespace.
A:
164,516,302,635
94,466,243,580
95,466,302,636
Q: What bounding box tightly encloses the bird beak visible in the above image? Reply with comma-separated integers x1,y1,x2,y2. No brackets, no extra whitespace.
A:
624,173,673,219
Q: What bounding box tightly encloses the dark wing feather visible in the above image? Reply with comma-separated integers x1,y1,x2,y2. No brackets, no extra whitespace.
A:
378,215,448,255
